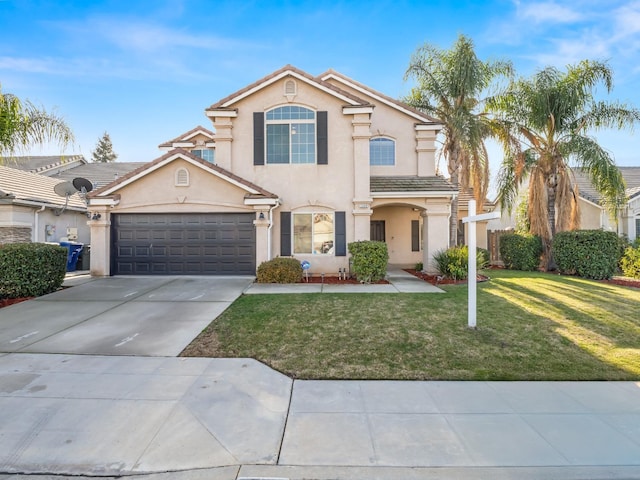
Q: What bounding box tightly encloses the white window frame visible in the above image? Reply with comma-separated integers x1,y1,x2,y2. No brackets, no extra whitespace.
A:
266,106,316,164
370,136,396,166
292,212,335,255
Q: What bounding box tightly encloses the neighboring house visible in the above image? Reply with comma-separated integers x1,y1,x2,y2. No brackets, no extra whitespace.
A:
87,65,457,276
9,155,146,189
487,166,640,242
0,165,89,244
456,191,495,250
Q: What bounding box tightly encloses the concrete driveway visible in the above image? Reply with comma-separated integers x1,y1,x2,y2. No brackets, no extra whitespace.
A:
0,276,254,356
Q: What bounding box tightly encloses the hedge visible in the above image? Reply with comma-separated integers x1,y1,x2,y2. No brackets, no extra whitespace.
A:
552,230,619,280
348,241,388,283
620,245,640,279
256,257,303,283
499,233,543,271
0,243,67,298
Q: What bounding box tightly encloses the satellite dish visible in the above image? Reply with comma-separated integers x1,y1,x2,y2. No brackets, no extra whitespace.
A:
53,181,78,216
54,181,78,197
72,177,93,193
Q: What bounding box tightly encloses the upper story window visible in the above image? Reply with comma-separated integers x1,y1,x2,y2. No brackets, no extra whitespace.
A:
192,148,215,163
370,137,395,166
266,106,316,164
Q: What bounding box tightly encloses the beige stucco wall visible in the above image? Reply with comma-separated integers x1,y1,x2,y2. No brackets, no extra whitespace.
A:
208,74,444,274
370,205,423,266
0,204,89,243
110,158,253,214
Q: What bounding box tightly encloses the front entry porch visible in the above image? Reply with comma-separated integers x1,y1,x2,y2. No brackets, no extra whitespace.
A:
370,201,451,273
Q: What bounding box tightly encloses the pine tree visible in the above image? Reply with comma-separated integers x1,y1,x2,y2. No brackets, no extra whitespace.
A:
91,132,117,163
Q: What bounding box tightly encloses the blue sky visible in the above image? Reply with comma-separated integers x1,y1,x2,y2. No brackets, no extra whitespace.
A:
1,0,639,190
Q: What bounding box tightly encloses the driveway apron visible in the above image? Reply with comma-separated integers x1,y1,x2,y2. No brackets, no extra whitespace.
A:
0,276,254,356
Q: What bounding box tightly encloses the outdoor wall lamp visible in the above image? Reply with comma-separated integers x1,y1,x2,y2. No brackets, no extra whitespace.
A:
91,213,102,220
259,212,265,220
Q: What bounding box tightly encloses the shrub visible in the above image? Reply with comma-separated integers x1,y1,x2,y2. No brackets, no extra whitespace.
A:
348,241,388,283
414,262,424,272
620,246,640,279
499,233,542,271
432,245,488,281
0,243,67,298
553,230,619,280
256,257,303,283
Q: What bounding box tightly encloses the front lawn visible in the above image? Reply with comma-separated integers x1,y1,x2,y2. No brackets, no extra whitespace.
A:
181,269,640,380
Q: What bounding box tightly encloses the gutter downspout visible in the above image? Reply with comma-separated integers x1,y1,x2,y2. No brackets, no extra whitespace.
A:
267,199,282,261
34,205,46,242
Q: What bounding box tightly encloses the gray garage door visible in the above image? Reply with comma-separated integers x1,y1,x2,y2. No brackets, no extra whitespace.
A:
112,213,255,275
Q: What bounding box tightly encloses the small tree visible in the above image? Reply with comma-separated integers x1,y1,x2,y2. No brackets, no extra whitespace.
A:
92,131,117,163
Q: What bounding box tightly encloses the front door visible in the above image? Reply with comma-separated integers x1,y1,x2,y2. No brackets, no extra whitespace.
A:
370,220,386,242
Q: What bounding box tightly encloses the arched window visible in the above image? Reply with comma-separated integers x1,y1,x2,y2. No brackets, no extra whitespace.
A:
175,168,189,186
266,106,316,164
370,137,395,166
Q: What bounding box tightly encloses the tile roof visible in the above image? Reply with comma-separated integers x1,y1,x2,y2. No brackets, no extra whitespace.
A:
572,167,640,205
4,155,87,174
319,69,441,125
0,165,87,210
370,175,457,193
206,65,371,111
457,190,496,209
47,162,147,189
89,149,278,199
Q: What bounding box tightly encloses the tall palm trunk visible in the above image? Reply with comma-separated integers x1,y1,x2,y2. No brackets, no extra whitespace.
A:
448,145,461,247
545,171,558,270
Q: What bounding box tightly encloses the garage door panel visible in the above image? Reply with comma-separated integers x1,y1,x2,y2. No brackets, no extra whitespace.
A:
113,213,255,275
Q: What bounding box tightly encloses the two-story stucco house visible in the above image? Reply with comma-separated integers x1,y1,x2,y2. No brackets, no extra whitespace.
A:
87,65,456,276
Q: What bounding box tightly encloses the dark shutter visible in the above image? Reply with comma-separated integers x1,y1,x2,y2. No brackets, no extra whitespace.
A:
335,211,346,256
280,212,291,256
253,112,264,165
411,220,420,252
317,111,328,165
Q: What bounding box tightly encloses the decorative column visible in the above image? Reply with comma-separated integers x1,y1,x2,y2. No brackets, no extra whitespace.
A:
416,124,440,177
253,211,271,270
88,207,111,277
422,200,451,273
206,109,237,171
345,107,374,241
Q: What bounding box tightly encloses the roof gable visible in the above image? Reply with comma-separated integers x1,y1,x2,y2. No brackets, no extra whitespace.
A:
89,149,277,199
319,69,441,125
206,65,371,112
158,125,216,149
573,166,640,205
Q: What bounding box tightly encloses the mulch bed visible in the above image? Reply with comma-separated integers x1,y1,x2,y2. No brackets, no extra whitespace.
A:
0,297,33,309
299,275,389,284
601,277,640,289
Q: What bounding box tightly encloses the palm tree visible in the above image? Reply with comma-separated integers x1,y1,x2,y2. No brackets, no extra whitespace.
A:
0,84,73,161
405,34,512,246
487,60,640,269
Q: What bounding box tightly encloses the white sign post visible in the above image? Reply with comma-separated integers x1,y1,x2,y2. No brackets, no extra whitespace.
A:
461,200,500,328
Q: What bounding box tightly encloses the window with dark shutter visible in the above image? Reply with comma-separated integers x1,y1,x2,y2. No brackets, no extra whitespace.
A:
317,111,328,165
335,211,346,256
280,211,291,256
253,112,265,165
411,220,420,252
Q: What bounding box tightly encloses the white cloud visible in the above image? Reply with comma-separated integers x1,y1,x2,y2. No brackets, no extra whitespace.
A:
517,1,584,24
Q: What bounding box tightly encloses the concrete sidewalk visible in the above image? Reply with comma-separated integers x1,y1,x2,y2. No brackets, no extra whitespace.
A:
1,355,640,479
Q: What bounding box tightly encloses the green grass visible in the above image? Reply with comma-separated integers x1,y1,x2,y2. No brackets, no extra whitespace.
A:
181,269,640,380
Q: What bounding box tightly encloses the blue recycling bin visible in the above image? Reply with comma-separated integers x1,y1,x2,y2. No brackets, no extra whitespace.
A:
59,242,84,272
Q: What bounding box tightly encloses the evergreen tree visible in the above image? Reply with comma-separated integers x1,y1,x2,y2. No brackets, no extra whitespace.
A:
91,132,117,163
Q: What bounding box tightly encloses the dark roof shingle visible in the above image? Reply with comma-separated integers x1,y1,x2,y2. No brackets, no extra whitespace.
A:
370,176,456,193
